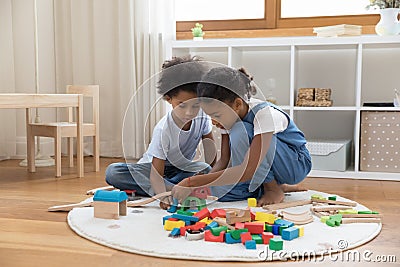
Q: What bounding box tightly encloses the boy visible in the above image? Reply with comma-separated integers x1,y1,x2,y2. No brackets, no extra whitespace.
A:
106,56,216,209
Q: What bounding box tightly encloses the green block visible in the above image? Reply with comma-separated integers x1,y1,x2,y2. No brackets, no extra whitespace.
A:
279,225,288,235
326,219,336,227
177,210,194,216
358,210,372,214
329,214,342,226
230,229,248,240
265,224,273,232
210,226,228,236
252,234,263,244
269,238,283,251
328,196,337,201
372,211,379,214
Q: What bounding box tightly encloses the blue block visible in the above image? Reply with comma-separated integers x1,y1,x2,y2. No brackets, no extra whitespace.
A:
170,227,181,237
204,221,219,230
272,225,280,235
245,240,257,249
162,215,172,225
167,198,179,213
185,220,192,226
225,233,242,244
274,219,294,227
281,226,299,241
172,213,199,222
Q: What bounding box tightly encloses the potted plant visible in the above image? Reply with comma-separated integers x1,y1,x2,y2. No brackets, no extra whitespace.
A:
191,23,204,40
366,0,400,35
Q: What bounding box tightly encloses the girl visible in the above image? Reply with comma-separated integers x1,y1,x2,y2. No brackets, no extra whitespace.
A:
171,66,311,206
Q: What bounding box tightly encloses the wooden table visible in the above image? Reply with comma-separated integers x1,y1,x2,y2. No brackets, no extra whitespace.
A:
0,94,84,177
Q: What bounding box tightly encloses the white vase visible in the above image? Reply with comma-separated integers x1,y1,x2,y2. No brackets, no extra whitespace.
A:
375,8,400,36
193,36,203,41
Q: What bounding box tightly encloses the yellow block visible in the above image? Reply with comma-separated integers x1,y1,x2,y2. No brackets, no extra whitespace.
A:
199,217,212,224
255,212,276,224
247,198,257,207
164,220,185,231
338,209,358,214
320,216,330,223
296,226,304,237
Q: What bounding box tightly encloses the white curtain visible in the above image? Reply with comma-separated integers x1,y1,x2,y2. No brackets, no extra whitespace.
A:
0,0,175,160
54,0,175,158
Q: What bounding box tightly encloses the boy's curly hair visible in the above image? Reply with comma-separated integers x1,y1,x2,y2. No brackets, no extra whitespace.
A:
157,55,207,99
197,66,257,103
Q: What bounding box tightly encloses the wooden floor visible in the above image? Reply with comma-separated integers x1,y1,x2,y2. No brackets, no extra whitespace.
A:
0,157,399,267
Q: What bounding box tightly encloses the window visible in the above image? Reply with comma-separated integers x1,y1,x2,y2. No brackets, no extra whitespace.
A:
175,0,379,36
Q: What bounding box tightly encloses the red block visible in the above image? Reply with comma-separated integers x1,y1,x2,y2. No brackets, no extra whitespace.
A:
167,218,179,221
261,232,274,244
210,209,226,219
235,222,245,229
240,232,252,244
250,211,256,221
180,222,207,236
193,207,210,220
244,222,264,234
204,230,225,242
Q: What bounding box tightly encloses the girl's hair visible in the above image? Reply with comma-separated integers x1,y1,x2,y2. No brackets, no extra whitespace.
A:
197,66,257,103
157,55,207,98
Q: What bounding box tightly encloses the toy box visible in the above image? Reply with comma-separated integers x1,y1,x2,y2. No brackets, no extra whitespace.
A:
306,140,352,171
360,111,400,173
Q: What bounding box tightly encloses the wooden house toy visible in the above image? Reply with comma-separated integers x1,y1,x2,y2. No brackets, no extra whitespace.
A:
93,190,128,219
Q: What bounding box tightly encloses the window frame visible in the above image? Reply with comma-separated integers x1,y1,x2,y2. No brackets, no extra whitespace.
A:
176,0,380,35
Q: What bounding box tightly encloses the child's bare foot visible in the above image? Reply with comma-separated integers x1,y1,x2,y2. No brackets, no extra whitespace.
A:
257,180,284,207
280,183,307,193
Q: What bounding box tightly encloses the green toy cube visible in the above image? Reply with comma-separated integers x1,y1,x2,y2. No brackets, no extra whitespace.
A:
269,237,283,251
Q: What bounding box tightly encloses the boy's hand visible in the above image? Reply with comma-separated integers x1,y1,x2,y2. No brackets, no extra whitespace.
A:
159,195,172,210
171,179,193,203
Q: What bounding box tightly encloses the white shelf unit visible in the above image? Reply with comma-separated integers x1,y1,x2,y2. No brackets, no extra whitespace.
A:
167,35,400,181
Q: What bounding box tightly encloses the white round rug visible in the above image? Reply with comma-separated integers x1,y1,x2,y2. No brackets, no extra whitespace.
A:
67,190,381,261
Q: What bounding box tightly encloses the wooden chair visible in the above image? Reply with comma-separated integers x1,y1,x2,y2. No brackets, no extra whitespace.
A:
27,85,100,177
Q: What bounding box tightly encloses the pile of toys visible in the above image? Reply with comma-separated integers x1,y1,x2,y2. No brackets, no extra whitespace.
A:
162,197,305,251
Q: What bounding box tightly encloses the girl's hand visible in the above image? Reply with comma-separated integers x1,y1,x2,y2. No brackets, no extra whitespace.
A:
171,179,193,203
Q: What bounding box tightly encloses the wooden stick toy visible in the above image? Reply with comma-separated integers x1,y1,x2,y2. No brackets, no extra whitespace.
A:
262,199,312,211
311,198,357,207
341,213,383,219
311,205,354,212
48,197,93,212
86,186,115,195
341,218,381,224
213,217,235,230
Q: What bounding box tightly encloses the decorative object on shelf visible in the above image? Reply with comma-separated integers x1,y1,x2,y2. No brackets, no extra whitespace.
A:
296,88,333,107
191,23,204,40
313,24,362,37
366,1,400,36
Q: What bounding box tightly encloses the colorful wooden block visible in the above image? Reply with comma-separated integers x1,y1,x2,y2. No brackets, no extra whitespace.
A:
193,207,210,220
167,198,179,213
255,212,276,224
204,221,219,230
328,195,337,201
235,222,245,229
244,222,264,234
281,226,299,241
311,194,326,200
169,227,181,237
265,224,273,232
229,228,248,240
272,225,280,235
171,213,199,222
251,234,263,244
210,226,228,236
247,198,257,207
296,226,304,237
163,215,172,225
210,209,226,219
225,233,242,244
164,220,185,231
250,211,256,221
179,222,207,236
240,232,252,244
226,209,251,224
177,210,194,216
204,229,225,242
167,217,179,221
245,240,257,249
338,209,358,214
261,232,274,244
320,216,330,223
274,219,294,228
279,225,289,236
269,237,283,251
